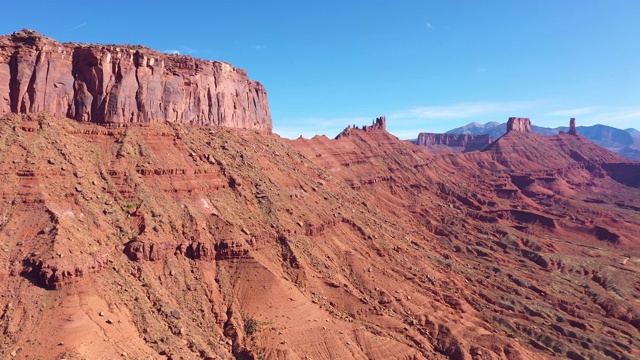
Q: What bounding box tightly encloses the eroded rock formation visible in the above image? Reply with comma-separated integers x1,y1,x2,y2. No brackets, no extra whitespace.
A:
506,117,531,133
0,29,272,132
569,117,577,135
415,133,493,152
335,115,386,139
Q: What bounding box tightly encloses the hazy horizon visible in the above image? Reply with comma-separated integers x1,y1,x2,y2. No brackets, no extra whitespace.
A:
2,1,639,139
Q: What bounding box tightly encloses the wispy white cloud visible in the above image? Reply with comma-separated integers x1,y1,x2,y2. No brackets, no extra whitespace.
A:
426,23,433,29
578,107,640,128
389,101,537,121
387,129,423,140
163,46,200,55
385,101,544,135
69,23,87,31
179,45,199,54
253,45,267,50
545,107,597,117
596,107,640,122
539,106,640,129
476,67,487,74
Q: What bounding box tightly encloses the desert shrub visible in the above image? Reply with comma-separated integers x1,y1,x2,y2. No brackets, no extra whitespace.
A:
244,317,260,336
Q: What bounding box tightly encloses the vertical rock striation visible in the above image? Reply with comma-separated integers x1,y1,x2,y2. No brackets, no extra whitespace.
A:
0,29,272,132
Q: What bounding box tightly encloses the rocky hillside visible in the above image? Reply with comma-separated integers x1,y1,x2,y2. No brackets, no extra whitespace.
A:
292,119,640,360
0,29,271,132
0,113,639,359
0,31,639,360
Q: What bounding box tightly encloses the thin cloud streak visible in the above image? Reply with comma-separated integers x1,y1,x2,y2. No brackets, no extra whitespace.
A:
578,107,640,128
163,46,200,55
597,108,640,122
69,23,87,31
545,107,597,117
179,45,199,54
551,107,640,129
389,101,538,121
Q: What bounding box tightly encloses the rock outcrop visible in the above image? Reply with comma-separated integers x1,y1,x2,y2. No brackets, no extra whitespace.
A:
506,117,531,133
335,116,386,139
0,29,272,132
415,133,493,152
569,117,577,135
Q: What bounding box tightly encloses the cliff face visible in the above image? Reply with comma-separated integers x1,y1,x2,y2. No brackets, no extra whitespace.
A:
415,133,493,152
0,29,272,132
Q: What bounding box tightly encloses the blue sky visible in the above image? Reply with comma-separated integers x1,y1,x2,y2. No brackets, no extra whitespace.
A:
2,1,639,138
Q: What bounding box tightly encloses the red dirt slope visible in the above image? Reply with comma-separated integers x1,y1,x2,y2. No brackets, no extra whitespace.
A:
0,113,638,360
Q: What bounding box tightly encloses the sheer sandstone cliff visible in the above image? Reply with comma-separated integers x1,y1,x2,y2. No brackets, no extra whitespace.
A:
0,29,272,132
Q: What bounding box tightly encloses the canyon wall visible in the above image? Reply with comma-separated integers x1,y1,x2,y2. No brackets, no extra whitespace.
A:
0,29,272,132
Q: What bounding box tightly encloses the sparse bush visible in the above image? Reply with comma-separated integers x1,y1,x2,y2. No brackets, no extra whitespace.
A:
244,317,261,336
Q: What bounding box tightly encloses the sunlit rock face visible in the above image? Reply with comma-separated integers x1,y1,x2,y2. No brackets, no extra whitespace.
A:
0,29,272,132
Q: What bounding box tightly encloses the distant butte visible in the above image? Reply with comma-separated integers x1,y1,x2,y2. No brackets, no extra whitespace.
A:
506,117,531,133
415,133,493,152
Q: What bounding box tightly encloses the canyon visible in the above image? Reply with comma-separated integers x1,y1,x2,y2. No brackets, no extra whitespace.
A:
0,31,639,360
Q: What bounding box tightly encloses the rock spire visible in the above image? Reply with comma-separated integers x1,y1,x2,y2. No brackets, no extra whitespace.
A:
568,118,577,135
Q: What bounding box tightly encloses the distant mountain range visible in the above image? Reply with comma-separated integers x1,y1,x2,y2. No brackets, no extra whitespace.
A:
445,122,640,161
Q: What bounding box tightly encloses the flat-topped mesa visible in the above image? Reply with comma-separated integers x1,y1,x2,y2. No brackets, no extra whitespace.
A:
335,116,386,139
506,117,531,133
568,118,577,135
416,133,493,152
0,29,272,133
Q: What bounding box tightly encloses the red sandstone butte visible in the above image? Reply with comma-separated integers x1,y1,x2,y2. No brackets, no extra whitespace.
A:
0,29,272,132
506,117,531,133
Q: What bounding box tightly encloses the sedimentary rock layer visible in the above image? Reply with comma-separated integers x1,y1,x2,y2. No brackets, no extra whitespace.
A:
0,29,272,132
